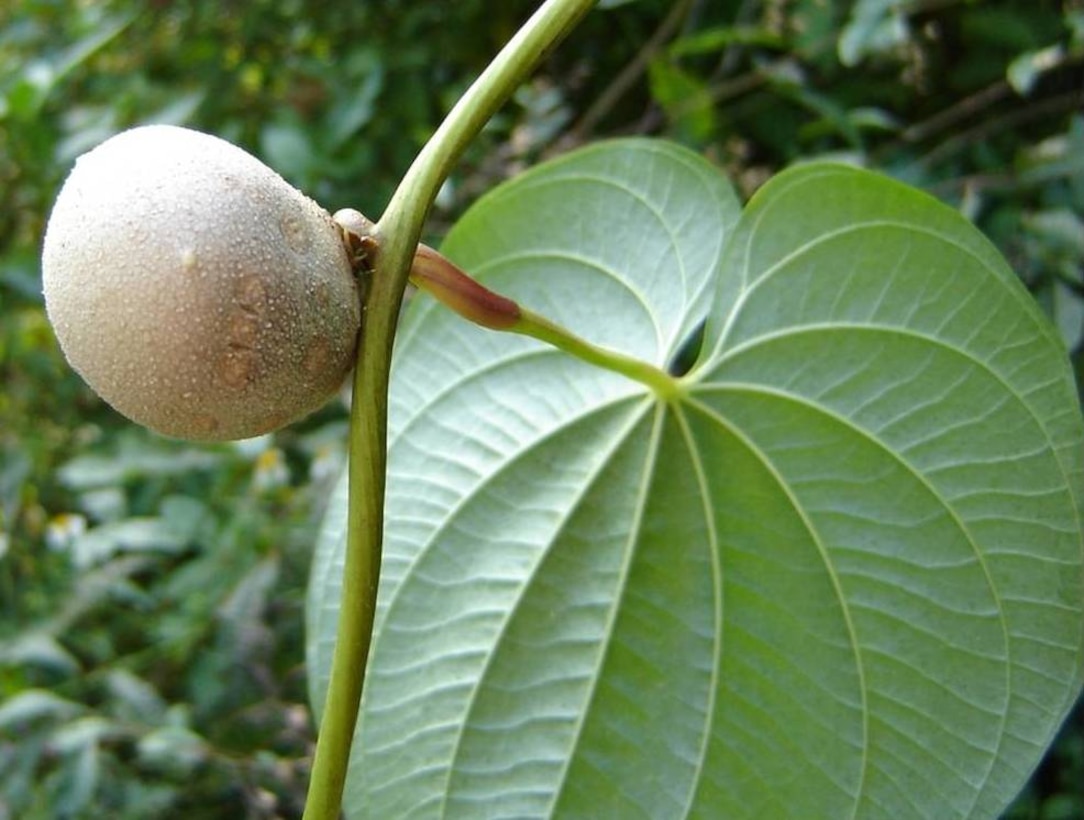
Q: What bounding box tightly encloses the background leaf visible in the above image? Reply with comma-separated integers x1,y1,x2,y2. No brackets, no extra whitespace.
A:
308,143,1084,817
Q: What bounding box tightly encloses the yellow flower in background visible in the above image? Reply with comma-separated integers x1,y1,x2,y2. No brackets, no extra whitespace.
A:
45,513,87,552
252,448,289,492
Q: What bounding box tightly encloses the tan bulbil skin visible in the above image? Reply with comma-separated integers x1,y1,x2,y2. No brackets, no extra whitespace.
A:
42,125,361,441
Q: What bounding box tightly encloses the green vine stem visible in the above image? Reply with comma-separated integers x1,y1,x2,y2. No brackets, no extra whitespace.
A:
302,1,596,819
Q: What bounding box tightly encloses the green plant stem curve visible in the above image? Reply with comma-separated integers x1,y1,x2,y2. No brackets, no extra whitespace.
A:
512,307,680,398
302,2,597,819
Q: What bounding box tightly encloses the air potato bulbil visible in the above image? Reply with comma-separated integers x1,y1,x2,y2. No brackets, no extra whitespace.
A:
42,125,361,441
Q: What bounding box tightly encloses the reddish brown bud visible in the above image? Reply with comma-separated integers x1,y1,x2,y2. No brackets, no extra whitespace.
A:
409,244,521,331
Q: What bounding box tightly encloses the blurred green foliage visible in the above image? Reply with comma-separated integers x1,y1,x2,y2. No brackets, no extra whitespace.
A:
1,0,1081,816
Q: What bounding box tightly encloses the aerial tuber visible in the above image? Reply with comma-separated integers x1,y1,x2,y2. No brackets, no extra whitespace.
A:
42,125,361,441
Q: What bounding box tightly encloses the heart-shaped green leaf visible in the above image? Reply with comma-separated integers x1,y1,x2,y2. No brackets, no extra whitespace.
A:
307,140,1084,818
